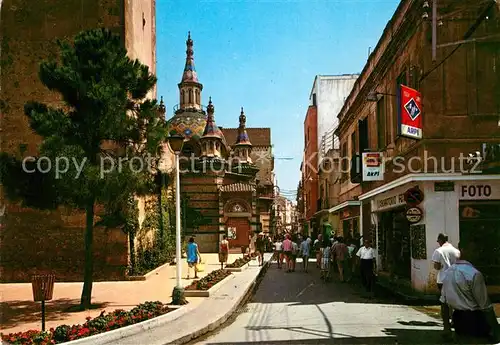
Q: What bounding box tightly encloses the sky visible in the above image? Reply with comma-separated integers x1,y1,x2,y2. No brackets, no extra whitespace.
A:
156,0,400,200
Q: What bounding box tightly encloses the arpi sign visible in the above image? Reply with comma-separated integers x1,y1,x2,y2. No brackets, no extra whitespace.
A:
362,152,384,181
398,84,422,140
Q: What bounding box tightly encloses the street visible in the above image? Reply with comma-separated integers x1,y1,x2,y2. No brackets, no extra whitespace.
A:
192,259,487,345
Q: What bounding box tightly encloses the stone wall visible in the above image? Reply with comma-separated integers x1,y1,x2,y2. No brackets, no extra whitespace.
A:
0,0,157,282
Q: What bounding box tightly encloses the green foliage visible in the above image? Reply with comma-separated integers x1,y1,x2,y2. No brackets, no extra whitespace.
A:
133,187,176,275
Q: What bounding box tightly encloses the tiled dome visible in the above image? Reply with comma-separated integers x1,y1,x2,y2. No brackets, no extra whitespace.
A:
168,111,207,141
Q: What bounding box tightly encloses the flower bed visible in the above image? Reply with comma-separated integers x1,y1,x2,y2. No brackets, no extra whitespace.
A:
1,301,173,345
184,269,232,297
225,257,251,270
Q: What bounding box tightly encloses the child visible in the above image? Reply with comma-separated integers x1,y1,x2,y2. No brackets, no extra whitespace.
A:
321,241,331,281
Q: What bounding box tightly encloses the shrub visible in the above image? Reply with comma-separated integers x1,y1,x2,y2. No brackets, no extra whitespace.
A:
185,269,231,291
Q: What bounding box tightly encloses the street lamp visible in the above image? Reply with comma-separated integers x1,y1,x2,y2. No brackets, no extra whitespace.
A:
366,90,396,102
167,134,186,305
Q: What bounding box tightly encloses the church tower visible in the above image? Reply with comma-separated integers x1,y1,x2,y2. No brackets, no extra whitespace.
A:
233,107,253,163
178,31,203,111
200,97,227,158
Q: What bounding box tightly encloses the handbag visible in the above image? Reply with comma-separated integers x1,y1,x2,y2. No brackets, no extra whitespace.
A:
196,260,205,272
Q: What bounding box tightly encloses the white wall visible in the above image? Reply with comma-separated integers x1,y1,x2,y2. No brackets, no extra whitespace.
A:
311,75,358,160
371,178,500,293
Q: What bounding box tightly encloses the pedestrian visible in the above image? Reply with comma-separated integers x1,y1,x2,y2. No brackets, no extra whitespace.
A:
300,236,310,272
346,240,357,281
320,238,331,281
314,234,323,268
431,233,460,331
356,239,376,295
186,237,201,279
273,236,283,269
219,235,229,269
282,233,293,272
256,232,265,266
333,237,348,282
291,236,299,272
440,242,499,343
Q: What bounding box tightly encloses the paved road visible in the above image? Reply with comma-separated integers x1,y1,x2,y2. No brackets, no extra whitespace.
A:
192,259,492,345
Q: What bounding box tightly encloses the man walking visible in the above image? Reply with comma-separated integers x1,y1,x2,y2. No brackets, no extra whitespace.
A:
356,239,376,295
300,236,310,272
440,242,499,342
256,232,265,266
432,233,460,331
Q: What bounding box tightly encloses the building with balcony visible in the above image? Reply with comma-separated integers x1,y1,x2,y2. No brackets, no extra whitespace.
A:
334,0,500,294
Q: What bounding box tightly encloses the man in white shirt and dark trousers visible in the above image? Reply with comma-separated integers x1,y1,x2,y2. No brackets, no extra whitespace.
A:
440,241,499,343
431,233,460,334
356,239,376,295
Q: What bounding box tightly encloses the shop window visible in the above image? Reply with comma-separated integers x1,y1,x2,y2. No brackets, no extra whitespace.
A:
459,201,500,285
378,208,411,278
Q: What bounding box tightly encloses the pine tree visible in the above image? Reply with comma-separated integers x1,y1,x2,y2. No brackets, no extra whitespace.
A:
0,28,167,309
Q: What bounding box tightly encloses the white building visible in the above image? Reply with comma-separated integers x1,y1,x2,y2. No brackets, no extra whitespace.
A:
309,75,359,163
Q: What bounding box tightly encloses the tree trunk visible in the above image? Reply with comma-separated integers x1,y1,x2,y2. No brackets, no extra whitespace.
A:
80,197,95,309
129,231,136,275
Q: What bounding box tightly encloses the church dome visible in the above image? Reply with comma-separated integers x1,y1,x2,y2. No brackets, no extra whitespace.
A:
168,110,207,141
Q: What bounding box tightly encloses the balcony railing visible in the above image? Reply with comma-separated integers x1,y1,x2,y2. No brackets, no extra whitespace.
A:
172,104,208,113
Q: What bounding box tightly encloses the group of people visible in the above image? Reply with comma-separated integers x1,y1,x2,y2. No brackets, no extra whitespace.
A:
271,233,304,272
432,233,499,342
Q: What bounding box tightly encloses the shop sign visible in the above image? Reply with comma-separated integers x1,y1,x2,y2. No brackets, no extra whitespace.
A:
405,207,423,224
459,183,500,200
434,181,455,192
362,152,385,181
398,84,422,140
374,193,405,212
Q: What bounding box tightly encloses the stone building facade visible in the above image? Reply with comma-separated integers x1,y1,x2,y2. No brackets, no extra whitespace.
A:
166,34,274,252
0,0,158,282
334,0,500,294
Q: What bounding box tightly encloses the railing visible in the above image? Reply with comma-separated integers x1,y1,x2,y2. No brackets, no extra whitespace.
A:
172,104,207,113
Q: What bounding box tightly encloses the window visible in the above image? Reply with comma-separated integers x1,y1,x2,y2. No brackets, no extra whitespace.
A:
358,117,369,152
474,42,500,115
341,143,348,181
350,131,357,158
376,96,386,149
312,93,317,106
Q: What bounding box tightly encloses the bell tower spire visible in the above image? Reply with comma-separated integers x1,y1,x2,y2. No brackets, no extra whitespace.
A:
177,31,203,113
234,107,253,163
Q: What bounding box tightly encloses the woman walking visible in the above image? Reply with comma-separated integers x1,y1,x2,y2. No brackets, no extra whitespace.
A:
333,237,348,282
219,235,229,269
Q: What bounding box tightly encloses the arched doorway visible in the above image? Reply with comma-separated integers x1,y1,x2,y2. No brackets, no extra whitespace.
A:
224,199,252,249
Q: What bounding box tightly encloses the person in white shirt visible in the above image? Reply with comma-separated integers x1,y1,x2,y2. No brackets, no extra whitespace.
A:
356,239,376,294
432,233,461,291
300,237,310,272
432,233,460,332
273,237,283,269
440,242,499,342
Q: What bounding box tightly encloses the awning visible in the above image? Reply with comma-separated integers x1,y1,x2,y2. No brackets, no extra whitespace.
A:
329,200,360,213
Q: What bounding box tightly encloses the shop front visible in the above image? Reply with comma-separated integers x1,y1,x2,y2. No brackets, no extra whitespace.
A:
329,200,360,241
360,173,500,294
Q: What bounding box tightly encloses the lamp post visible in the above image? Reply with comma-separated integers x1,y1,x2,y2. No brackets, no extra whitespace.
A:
167,134,187,305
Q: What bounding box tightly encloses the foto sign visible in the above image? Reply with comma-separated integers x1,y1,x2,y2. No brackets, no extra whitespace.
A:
362,152,384,181
398,84,422,139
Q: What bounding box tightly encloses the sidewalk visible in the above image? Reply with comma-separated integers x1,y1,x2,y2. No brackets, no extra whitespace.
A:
0,253,241,334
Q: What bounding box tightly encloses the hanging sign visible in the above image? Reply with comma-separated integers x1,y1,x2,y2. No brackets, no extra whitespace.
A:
404,187,424,206
398,84,423,139
362,152,385,181
405,207,423,224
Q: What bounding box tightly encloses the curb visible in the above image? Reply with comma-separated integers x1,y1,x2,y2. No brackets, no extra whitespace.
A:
171,258,271,345
184,274,236,297
60,305,191,345
125,262,171,281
